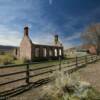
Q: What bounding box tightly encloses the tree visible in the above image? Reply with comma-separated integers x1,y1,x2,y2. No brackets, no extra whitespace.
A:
81,23,100,54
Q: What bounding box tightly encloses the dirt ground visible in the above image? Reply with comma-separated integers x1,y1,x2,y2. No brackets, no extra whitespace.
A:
77,61,100,92
10,86,43,100
10,61,100,100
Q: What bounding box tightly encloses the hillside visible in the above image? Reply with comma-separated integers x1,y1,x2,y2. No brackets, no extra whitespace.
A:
0,45,17,52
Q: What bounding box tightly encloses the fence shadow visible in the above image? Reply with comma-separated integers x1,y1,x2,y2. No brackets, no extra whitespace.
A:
0,77,52,100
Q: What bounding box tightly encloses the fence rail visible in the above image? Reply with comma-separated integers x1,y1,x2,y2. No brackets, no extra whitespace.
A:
0,54,100,99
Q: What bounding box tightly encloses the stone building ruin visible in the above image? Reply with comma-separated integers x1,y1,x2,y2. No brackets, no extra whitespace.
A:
14,26,63,61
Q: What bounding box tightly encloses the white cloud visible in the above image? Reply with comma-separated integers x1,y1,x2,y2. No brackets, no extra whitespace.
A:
0,25,21,46
63,43,74,49
0,24,54,46
61,32,81,49
49,0,53,5
0,24,75,50
31,32,54,45
64,32,81,41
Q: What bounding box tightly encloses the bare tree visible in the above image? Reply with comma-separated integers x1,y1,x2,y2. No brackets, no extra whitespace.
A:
81,23,100,54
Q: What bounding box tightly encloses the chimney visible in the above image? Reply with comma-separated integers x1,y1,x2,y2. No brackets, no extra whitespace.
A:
54,35,59,45
24,26,29,36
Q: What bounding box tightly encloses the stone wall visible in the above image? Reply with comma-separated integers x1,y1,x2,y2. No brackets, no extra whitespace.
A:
32,44,63,59
19,26,33,60
20,35,33,60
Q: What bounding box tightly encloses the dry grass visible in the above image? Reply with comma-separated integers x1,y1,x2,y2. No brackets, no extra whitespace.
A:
0,53,14,65
38,71,100,100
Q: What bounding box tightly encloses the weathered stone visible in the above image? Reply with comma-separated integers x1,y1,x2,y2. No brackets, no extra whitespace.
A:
14,26,64,61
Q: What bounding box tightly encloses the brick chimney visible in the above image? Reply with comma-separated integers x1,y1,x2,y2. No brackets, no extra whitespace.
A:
54,35,59,45
24,26,29,36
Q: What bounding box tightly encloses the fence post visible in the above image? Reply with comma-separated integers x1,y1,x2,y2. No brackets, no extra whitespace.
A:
92,55,94,63
98,55,100,60
94,55,97,62
76,56,78,67
59,56,61,71
97,55,99,61
26,64,30,85
91,55,93,63
85,56,87,65
93,55,95,63
96,55,97,61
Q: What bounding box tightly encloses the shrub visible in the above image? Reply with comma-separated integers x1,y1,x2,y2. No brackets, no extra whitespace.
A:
0,51,5,55
39,71,100,100
0,53,14,65
14,58,30,64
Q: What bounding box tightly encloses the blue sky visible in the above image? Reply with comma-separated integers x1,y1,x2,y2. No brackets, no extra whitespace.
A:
0,0,100,48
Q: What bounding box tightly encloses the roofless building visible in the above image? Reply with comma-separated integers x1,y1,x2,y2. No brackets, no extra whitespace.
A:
14,26,64,61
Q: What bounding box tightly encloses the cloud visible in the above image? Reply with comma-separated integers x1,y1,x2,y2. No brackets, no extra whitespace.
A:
63,43,74,49
64,32,81,41
31,32,74,49
49,0,53,5
32,33,53,45
0,0,99,49
61,32,81,49
0,25,21,46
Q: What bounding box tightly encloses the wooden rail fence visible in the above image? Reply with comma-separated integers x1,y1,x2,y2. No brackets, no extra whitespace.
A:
0,55,100,99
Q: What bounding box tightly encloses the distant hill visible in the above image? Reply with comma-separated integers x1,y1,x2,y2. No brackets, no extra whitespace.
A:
0,45,17,52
